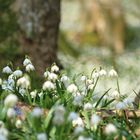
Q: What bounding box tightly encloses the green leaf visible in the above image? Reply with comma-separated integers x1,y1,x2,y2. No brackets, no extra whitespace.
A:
95,88,111,108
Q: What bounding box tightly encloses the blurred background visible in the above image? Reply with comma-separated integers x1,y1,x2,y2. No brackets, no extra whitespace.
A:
0,0,140,94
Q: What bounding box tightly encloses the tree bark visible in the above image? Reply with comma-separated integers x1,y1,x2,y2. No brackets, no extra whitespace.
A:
15,0,61,74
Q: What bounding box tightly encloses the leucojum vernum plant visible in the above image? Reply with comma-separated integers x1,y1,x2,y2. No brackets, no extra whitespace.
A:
0,57,139,140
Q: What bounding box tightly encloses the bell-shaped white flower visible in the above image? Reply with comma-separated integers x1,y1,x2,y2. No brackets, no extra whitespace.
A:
44,71,50,78
0,127,8,137
74,126,84,135
68,112,78,121
73,95,83,106
109,90,120,99
92,71,99,79
81,76,87,82
99,69,107,76
91,114,101,126
26,64,35,72
2,66,12,74
60,75,69,83
88,84,94,90
23,58,31,66
30,90,37,98
115,101,126,110
67,84,78,93
32,107,43,118
78,136,92,140
86,79,93,86
48,73,58,82
84,102,92,111
4,94,18,108
13,70,23,78
17,76,30,89
43,81,55,91
72,117,84,127
51,64,59,72
37,133,47,140
53,105,65,126
108,69,118,77
105,123,117,135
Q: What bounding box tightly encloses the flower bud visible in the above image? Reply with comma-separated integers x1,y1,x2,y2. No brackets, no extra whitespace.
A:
15,120,22,128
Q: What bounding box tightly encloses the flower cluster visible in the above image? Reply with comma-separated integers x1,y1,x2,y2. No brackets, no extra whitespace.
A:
0,57,139,140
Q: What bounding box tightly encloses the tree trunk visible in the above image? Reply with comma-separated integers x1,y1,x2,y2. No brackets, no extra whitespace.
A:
15,0,61,74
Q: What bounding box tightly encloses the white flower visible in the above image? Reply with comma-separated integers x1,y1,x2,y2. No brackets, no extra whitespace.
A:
86,79,93,86
88,84,94,90
105,123,117,135
99,69,107,76
78,136,92,140
60,75,69,83
84,103,92,111
81,76,87,82
67,84,78,93
0,134,7,140
37,133,47,140
32,107,42,118
30,90,37,98
15,120,22,128
7,108,16,118
51,65,59,72
92,71,99,79
13,70,23,78
48,73,58,82
19,88,26,95
73,95,83,106
44,71,50,78
23,58,31,66
2,66,12,74
0,78,2,85
123,97,133,107
17,76,30,89
115,101,126,110
26,64,35,72
60,75,69,87
38,92,43,97
108,69,118,77
4,94,18,108
110,90,120,99
53,105,65,126
73,92,81,97
0,121,4,128
72,117,84,127
68,112,78,121
43,81,55,90
91,114,101,126
74,126,84,135
0,127,8,137
54,105,65,116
